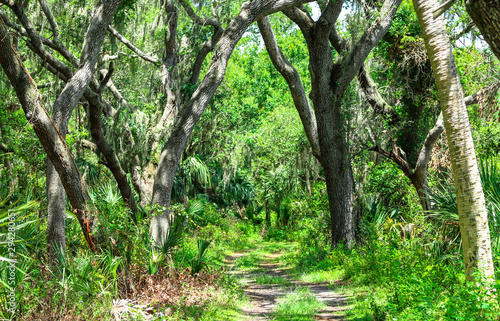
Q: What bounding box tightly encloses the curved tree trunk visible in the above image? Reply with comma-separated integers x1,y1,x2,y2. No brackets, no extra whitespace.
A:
88,95,139,224
149,0,314,247
260,0,401,248
0,20,94,249
413,0,495,283
46,163,66,251
1,0,122,252
409,174,431,212
466,0,500,61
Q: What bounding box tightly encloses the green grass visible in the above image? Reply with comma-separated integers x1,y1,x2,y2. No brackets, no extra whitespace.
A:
298,270,343,285
272,287,326,321
232,252,261,270
255,274,292,286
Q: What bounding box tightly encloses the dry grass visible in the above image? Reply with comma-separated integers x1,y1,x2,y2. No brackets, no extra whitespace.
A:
17,263,234,321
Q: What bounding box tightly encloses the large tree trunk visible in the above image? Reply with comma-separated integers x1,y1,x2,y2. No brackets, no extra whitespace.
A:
46,0,121,252
260,0,401,247
308,33,357,247
413,0,494,283
466,0,500,61
46,163,66,251
320,147,357,247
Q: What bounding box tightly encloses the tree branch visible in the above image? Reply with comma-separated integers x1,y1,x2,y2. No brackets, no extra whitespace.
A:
88,86,139,223
2,3,74,79
358,65,401,124
329,26,349,53
451,22,474,42
413,112,444,175
98,69,133,109
107,25,160,65
180,0,226,86
369,141,413,177
98,61,114,94
164,0,178,61
0,142,14,154
342,0,402,76
282,6,314,43
433,0,456,19
38,0,60,42
79,139,98,153
315,0,344,38
258,16,320,157
51,0,122,136
464,81,500,106
178,0,221,28
0,10,79,67
189,26,223,85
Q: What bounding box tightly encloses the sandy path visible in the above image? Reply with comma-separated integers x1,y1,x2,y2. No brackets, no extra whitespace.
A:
225,249,349,320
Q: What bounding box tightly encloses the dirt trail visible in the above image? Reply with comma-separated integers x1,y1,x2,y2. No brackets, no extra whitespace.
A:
225,247,349,320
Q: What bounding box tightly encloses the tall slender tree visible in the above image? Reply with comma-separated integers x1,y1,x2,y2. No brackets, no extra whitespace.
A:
413,0,495,282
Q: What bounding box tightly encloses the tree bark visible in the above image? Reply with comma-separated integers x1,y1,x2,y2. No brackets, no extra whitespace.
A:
413,0,495,283
46,162,66,251
47,0,121,251
88,94,139,224
263,0,401,248
265,200,271,225
0,19,95,249
466,0,500,61
1,0,121,251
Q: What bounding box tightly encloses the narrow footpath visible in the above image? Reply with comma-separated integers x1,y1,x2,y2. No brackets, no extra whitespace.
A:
225,242,349,321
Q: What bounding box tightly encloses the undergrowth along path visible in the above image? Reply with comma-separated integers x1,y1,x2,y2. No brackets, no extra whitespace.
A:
225,242,349,321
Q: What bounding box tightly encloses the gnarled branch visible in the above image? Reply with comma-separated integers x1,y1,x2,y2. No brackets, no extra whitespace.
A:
258,16,320,157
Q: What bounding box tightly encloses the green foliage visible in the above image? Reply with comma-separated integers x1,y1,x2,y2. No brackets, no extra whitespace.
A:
359,195,401,238
0,200,39,264
222,172,254,207
75,157,100,186
283,230,500,320
189,239,211,276
255,274,291,286
364,161,417,217
427,159,500,250
475,122,500,160
0,104,45,201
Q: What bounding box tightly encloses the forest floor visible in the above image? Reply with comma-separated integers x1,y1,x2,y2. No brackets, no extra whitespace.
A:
225,242,350,320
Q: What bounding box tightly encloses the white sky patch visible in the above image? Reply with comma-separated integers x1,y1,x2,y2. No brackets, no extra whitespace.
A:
311,2,321,21
311,2,348,23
